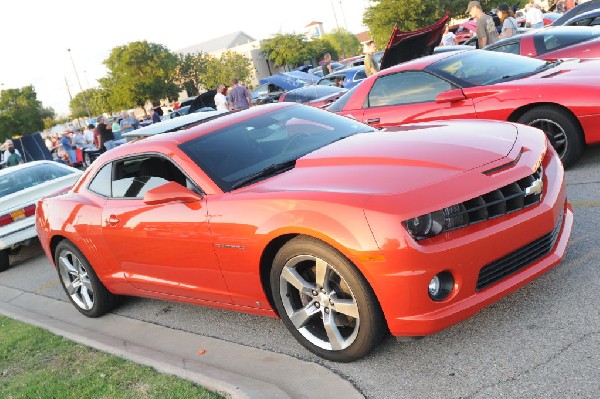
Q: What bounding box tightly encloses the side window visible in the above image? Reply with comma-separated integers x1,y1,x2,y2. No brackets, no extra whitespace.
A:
88,163,112,197
111,156,192,199
491,42,520,55
591,17,600,26
354,70,367,80
366,71,453,108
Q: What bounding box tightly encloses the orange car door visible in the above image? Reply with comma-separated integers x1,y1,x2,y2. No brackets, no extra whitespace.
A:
100,157,231,303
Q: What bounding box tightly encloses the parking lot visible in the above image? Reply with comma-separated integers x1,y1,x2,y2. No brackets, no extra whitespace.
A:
1,144,598,398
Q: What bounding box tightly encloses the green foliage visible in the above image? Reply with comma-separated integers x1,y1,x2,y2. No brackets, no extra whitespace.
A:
0,86,54,141
200,51,252,90
363,0,474,48
70,88,110,118
100,41,180,109
261,33,317,69
321,29,361,59
174,52,210,97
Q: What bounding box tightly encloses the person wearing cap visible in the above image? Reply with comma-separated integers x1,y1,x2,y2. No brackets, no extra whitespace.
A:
466,0,499,48
497,4,519,38
0,139,21,167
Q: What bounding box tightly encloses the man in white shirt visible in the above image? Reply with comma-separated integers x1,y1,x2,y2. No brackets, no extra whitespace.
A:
214,84,229,111
526,3,544,28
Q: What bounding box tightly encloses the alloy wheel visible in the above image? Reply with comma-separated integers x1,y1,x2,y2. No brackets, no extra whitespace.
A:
279,254,360,351
58,250,94,310
527,118,567,159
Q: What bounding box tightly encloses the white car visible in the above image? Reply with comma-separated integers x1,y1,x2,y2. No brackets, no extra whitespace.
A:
0,161,83,271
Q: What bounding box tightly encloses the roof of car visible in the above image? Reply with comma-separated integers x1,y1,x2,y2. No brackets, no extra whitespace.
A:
0,160,79,178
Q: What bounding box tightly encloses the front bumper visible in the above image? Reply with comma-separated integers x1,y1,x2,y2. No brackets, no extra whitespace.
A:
360,142,572,337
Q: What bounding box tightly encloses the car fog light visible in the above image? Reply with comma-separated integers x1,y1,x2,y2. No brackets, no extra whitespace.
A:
428,271,454,301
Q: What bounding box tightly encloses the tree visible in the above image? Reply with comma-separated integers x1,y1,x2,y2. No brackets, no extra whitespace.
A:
0,86,54,141
200,51,252,90
321,29,361,60
261,33,316,70
174,53,209,97
70,88,110,118
100,41,179,110
363,0,475,48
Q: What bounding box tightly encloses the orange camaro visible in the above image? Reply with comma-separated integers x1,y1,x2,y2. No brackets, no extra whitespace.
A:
36,103,572,361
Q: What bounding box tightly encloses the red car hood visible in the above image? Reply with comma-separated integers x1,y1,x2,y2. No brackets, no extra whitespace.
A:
252,120,518,195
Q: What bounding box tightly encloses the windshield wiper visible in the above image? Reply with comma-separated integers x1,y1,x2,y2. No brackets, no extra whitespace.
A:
230,160,296,190
534,60,562,72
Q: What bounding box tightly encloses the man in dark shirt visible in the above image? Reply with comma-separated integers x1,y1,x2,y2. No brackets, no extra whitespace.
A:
322,53,333,76
96,115,114,152
227,78,252,111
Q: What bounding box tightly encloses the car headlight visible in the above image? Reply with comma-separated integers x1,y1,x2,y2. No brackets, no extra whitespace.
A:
403,204,468,240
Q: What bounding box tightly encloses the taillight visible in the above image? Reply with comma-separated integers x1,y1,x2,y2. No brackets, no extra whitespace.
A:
0,214,11,227
24,204,36,217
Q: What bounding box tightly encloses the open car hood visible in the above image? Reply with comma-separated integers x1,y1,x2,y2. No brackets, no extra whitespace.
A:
380,12,450,70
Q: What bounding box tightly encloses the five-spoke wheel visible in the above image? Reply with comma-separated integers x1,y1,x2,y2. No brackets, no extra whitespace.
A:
271,236,385,362
55,240,118,317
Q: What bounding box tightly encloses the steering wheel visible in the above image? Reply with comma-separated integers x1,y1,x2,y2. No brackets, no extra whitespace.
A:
283,132,311,154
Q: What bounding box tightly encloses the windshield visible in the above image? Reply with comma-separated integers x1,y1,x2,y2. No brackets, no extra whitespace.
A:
179,105,374,192
0,163,76,197
426,50,550,87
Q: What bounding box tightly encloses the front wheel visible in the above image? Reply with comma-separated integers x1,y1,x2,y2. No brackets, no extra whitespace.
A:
270,236,386,362
517,106,584,168
55,240,118,317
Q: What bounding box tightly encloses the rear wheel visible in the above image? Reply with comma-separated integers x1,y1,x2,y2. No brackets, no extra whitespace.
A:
517,106,584,168
54,240,118,317
270,236,386,362
0,249,9,272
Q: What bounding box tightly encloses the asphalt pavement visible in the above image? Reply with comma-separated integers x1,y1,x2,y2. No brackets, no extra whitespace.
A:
1,145,600,398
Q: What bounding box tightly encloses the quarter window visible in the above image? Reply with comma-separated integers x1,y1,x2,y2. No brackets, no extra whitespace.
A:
88,163,112,197
491,42,520,55
366,71,453,108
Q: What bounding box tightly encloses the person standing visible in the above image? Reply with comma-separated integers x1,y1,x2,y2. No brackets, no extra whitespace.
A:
96,115,115,152
441,24,457,46
227,78,252,111
497,4,519,38
364,40,379,77
0,139,21,166
525,3,544,28
119,112,136,134
149,108,161,124
466,1,499,48
214,84,229,111
322,53,333,76
60,131,76,165
83,124,95,149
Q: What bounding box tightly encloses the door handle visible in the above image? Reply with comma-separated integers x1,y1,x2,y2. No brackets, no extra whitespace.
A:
366,118,380,124
107,215,120,227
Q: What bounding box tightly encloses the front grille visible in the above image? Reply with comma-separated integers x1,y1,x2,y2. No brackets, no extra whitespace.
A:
476,210,563,291
444,166,543,232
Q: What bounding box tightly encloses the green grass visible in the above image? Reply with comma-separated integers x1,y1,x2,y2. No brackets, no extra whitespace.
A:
0,316,224,399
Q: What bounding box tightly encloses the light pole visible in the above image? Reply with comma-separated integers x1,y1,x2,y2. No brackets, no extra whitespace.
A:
329,0,346,59
67,48,91,118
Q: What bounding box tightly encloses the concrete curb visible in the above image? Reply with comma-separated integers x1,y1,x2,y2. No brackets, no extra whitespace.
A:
0,285,364,399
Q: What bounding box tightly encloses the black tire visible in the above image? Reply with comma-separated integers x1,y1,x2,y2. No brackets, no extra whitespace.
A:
54,240,119,317
517,106,584,168
270,236,386,362
0,249,9,272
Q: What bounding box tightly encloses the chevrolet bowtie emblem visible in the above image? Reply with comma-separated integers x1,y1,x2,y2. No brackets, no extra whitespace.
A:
525,179,543,196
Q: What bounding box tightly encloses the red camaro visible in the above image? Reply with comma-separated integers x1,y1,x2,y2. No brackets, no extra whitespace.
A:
328,49,600,167
485,26,600,61
36,104,572,362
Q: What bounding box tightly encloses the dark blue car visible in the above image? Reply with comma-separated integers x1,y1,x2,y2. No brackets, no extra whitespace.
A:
316,66,367,89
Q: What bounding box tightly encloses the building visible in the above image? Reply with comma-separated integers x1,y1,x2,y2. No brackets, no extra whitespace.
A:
304,21,325,40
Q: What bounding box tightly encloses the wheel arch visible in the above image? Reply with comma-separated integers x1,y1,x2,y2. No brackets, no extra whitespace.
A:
258,233,387,325
507,102,584,138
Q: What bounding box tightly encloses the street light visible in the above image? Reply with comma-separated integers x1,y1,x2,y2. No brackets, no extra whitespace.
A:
67,48,91,118
329,0,346,59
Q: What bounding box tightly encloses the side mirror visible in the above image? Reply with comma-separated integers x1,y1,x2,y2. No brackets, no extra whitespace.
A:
143,181,202,205
435,89,467,104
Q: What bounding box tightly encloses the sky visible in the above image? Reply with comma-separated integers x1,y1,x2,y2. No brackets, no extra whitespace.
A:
1,0,371,116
